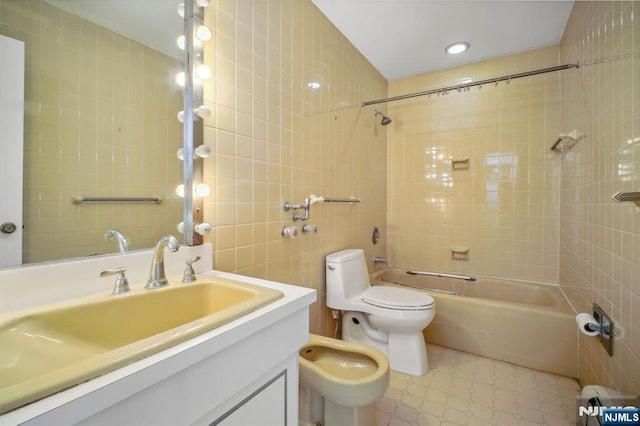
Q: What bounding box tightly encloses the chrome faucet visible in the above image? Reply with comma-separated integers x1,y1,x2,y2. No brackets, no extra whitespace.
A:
146,235,180,289
104,228,129,254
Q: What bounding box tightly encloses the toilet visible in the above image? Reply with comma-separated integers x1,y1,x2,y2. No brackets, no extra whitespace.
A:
298,333,389,426
326,249,435,376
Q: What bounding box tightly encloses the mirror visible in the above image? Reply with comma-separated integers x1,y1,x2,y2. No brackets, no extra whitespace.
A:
0,0,187,266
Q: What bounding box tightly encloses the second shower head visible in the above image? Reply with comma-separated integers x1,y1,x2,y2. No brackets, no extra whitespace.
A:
374,109,392,126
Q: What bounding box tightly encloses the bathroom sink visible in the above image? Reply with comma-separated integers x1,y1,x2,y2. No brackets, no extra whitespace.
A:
0,278,283,414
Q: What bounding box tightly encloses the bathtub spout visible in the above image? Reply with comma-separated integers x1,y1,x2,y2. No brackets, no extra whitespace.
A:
406,270,476,282
373,256,388,265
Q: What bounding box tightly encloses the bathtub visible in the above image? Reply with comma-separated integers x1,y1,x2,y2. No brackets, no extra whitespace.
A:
370,268,578,378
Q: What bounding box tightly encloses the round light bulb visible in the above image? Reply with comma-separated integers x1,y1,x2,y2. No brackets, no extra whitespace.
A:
177,35,186,50
176,148,184,160
195,105,212,119
177,3,185,18
195,64,211,80
177,110,184,123
176,71,186,87
195,183,211,197
195,223,212,236
195,25,212,42
177,221,185,234
176,184,185,197
195,144,211,158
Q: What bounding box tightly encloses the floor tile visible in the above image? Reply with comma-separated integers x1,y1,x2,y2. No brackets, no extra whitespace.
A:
375,344,580,426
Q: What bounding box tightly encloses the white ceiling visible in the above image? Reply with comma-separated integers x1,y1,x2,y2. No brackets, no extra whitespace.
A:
311,0,574,81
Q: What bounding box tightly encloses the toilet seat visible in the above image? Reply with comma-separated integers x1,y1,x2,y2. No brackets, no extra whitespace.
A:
361,286,434,310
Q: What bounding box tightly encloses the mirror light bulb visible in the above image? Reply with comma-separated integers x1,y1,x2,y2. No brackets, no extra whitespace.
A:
177,35,186,50
195,144,212,158
195,64,211,80
177,110,184,123
177,3,185,18
176,71,186,87
196,0,211,7
195,105,212,119
176,184,185,197
195,223,212,236
195,25,212,42
176,148,184,160
195,183,211,197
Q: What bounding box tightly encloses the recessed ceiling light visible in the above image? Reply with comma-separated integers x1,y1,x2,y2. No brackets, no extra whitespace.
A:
445,42,470,55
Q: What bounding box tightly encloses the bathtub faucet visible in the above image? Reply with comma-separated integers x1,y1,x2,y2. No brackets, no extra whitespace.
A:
373,256,388,265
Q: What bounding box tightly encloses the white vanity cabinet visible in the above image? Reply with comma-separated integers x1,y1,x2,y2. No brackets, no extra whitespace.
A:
211,366,288,425
2,267,315,426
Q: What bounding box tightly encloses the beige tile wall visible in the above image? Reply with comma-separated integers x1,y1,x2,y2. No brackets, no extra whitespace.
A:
387,47,562,283
201,0,388,335
559,1,640,395
0,0,183,263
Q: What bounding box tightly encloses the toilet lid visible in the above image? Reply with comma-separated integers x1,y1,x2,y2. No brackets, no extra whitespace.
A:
362,286,434,310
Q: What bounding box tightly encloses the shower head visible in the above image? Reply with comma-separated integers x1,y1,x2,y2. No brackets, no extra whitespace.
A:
374,109,392,126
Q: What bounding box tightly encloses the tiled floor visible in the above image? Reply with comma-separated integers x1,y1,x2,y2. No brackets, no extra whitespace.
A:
375,345,581,426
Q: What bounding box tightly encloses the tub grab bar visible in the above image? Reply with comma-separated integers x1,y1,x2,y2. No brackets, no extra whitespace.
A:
406,270,477,282
387,280,462,296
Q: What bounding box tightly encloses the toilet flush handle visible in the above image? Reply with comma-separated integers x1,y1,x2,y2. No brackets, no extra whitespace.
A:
327,265,335,271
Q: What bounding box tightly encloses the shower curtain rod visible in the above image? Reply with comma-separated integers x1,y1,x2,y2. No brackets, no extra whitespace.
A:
361,63,579,106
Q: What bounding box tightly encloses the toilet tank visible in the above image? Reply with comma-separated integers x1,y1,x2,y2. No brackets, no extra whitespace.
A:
326,249,371,309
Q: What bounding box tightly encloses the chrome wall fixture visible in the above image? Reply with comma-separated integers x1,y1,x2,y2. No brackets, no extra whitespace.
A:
280,224,317,238
371,226,380,244
550,129,582,152
281,226,298,238
179,0,211,246
361,63,579,106
406,270,477,282
592,303,614,356
374,109,392,125
301,224,317,234
611,191,640,206
72,196,162,204
284,198,311,221
283,195,361,222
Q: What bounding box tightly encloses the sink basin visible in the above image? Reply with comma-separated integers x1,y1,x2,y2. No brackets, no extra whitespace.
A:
0,278,283,414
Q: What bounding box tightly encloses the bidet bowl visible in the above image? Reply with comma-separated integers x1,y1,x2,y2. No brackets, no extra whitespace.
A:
298,333,389,407
0,278,283,414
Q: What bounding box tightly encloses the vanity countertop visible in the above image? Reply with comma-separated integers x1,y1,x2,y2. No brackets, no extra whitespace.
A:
0,245,316,423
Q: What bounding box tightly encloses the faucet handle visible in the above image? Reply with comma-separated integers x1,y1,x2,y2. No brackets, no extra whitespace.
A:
100,267,130,294
182,256,201,283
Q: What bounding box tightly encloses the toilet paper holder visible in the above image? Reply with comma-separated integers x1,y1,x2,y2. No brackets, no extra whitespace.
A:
592,303,614,356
